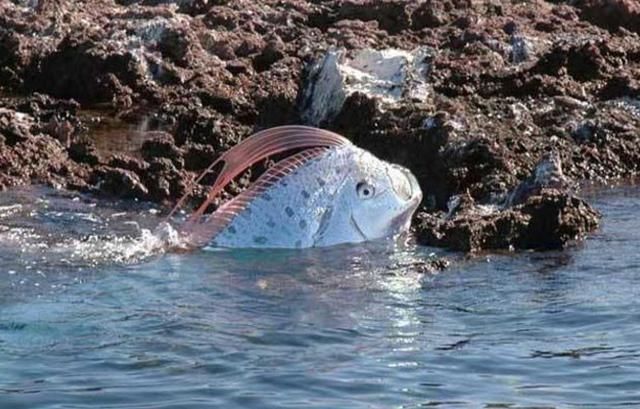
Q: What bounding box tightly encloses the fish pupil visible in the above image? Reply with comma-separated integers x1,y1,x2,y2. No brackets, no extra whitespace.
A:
356,181,375,198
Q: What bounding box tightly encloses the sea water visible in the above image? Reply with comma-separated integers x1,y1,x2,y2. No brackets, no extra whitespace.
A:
0,185,639,408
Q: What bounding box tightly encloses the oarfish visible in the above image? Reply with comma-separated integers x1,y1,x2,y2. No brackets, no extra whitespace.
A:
170,126,422,249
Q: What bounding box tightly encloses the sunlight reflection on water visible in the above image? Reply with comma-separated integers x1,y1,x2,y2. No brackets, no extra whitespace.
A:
0,185,639,408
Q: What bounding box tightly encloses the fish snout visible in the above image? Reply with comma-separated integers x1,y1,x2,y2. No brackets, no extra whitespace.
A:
387,164,422,204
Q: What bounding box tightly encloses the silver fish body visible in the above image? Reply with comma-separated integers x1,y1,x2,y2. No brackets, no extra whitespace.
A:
207,144,422,249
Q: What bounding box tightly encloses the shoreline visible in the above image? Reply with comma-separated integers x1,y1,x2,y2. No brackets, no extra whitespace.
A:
1,0,639,252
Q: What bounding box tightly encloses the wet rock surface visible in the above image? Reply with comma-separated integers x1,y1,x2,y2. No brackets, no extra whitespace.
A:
415,153,601,252
415,189,600,252
1,0,639,252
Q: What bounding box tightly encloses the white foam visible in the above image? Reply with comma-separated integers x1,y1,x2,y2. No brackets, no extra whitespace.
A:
52,223,186,266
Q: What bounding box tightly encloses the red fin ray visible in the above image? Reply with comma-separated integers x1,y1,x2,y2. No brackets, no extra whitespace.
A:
183,146,331,247
169,125,349,247
168,126,350,223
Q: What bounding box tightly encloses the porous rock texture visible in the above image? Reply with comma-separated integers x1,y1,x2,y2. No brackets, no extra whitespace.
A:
1,0,639,252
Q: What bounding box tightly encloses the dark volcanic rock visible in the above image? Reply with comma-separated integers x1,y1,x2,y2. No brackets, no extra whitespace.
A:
23,32,146,105
309,0,411,34
68,141,101,166
142,157,186,201
0,101,88,190
577,0,640,33
93,166,149,199
415,153,600,252
139,132,184,168
415,190,600,252
182,143,217,171
505,151,570,206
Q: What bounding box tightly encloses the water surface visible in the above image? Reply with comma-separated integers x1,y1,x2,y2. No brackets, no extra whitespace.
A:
1,185,639,408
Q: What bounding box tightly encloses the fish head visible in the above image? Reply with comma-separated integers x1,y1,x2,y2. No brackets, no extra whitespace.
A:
339,147,423,242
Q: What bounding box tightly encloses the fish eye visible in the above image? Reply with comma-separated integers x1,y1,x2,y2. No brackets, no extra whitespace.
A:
356,181,375,199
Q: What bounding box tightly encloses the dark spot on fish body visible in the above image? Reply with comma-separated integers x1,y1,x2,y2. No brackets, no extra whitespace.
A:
253,236,268,245
313,206,333,243
262,193,272,201
317,178,326,187
299,219,307,229
266,219,276,228
285,206,295,217
301,190,310,199
227,225,237,234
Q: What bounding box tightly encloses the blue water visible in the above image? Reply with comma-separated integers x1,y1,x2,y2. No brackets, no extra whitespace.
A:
1,185,639,408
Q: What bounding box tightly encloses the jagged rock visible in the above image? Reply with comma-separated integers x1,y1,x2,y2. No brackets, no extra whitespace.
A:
506,151,570,206
139,132,183,167
0,108,35,146
309,0,411,34
300,47,432,126
68,141,101,166
415,153,600,252
93,167,149,199
415,189,600,252
107,154,149,174
577,0,640,33
182,143,216,171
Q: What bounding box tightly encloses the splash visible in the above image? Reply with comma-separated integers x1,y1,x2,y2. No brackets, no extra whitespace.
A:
0,187,185,268
51,224,183,266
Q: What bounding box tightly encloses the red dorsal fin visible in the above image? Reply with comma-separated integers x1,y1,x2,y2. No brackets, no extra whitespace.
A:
184,147,331,247
167,126,351,224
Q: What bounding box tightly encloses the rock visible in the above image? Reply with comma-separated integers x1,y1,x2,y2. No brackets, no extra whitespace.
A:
300,47,431,126
204,6,238,29
156,26,195,67
143,157,185,201
339,0,411,34
571,120,609,144
25,37,143,104
0,108,35,146
197,89,235,115
93,167,149,199
415,151,599,252
68,141,101,166
179,143,215,171
508,34,534,64
225,60,249,75
577,0,640,33
139,132,183,164
309,0,411,34
518,191,600,249
252,35,285,72
506,151,570,206
415,189,600,252
107,154,149,174
532,40,608,82
411,1,450,29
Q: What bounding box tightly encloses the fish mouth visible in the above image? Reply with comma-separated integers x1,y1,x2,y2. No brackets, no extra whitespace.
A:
350,213,369,241
390,202,419,232
390,168,422,232
387,165,422,204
